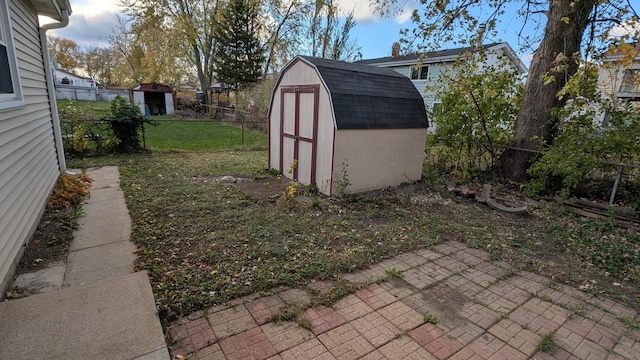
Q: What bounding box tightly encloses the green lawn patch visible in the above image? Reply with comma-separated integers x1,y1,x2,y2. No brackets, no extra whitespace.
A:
143,120,267,151
57,99,112,118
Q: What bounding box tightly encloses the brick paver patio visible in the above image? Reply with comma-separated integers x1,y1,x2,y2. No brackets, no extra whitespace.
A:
168,241,640,359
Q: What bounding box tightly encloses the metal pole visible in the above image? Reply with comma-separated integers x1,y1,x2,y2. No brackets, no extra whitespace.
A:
241,114,245,150
609,164,624,206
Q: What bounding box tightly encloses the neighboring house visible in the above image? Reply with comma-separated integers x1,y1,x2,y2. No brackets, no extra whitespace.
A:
598,41,640,102
0,0,71,295
357,42,527,131
54,68,96,88
53,68,98,101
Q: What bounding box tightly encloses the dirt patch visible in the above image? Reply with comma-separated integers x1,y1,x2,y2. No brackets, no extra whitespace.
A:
419,283,471,326
16,208,74,274
235,176,295,198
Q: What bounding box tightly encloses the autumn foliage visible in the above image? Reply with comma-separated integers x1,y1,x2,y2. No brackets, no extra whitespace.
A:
47,173,93,210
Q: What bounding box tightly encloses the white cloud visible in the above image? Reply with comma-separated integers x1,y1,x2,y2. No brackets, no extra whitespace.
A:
41,0,123,48
609,20,640,38
336,0,414,26
394,7,413,24
336,0,380,21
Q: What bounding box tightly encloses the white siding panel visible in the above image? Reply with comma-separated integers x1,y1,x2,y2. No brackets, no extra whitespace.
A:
0,0,60,294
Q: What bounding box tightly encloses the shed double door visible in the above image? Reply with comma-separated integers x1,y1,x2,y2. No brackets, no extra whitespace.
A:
280,85,319,185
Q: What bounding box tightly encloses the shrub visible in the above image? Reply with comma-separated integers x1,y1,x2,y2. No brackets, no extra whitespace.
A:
426,55,523,180
527,63,640,208
106,95,147,153
59,101,115,155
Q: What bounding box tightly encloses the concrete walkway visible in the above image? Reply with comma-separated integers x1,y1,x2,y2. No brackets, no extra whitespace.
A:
169,242,640,359
0,166,169,360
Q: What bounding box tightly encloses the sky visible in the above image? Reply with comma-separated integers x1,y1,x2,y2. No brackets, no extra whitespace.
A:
46,0,539,64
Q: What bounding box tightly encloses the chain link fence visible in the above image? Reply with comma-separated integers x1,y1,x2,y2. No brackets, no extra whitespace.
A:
142,107,268,151
61,106,268,154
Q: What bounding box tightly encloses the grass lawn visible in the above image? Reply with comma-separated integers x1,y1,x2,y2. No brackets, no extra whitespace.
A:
143,120,268,151
57,99,112,118
68,151,640,322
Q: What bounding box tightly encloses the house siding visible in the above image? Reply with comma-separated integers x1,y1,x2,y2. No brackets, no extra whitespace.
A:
0,0,60,295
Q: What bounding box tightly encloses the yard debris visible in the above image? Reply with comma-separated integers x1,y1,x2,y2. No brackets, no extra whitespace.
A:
446,181,476,197
476,184,528,214
564,198,639,224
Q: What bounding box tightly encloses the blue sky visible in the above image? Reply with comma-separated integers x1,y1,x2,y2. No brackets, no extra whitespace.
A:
48,0,538,64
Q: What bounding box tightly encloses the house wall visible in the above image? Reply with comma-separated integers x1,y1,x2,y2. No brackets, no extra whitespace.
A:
0,0,61,295
599,56,640,99
374,47,520,132
332,128,427,194
269,59,336,195
55,84,97,101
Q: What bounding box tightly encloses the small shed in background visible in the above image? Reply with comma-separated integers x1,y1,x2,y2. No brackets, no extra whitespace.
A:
130,83,177,115
268,56,429,196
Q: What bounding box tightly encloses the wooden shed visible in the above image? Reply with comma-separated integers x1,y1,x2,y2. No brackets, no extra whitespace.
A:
268,56,429,196
130,83,177,115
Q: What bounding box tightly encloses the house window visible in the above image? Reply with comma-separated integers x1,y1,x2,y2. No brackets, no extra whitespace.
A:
411,65,429,80
619,69,640,93
0,0,23,109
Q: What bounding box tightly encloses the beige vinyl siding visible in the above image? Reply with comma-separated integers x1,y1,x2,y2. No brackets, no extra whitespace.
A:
0,0,60,294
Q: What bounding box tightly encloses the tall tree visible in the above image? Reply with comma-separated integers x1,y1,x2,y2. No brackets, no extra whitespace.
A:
48,35,81,70
372,0,638,179
307,0,361,61
214,0,265,90
82,46,119,87
124,0,221,99
261,0,308,75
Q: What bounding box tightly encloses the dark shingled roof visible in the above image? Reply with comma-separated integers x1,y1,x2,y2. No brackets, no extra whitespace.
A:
297,56,428,130
355,43,501,66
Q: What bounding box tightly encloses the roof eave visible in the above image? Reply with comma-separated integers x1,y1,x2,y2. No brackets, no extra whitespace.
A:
31,0,72,21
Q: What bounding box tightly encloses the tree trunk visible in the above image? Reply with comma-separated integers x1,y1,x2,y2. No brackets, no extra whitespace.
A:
499,0,597,179
192,43,209,104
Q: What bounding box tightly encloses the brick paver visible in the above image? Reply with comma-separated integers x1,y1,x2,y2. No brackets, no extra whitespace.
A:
305,306,347,335
355,284,397,310
279,338,335,360
509,298,570,336
333,294,375,321
278,288,311,307
409,323,463,359
459,302,501,330
167,242,640,360
219,327,277,360
318,323,375,359
378,336,438,359
261,321,314,352
246,294,287,325
350,311,401,347
208,304,258,339
433,255,469,273
488,319,541,356
377,301,424,332
444,274,484,298
196,344,226,360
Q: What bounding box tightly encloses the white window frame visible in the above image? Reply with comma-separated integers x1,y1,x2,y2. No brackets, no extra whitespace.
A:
0,0,24,110
410,65,429,80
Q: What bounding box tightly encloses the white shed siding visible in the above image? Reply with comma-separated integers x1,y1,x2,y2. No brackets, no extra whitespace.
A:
269,60,336,194
332,129,427,194
0,0,60,294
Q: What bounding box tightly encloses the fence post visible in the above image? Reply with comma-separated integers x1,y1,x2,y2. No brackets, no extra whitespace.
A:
241,115,245,150
141,121,146,149
609,164,624,206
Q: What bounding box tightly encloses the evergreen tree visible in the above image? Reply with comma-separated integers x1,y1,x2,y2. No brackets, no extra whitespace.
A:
214,0,265,90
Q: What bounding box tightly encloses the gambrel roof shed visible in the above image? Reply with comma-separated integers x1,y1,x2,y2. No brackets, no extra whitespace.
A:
269,56,428,196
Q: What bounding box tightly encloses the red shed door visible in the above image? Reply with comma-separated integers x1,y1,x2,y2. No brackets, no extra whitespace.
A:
280,85,319,185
